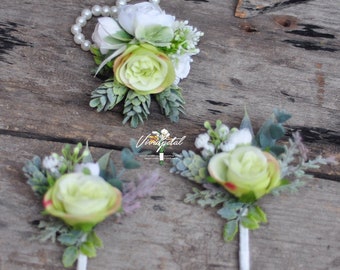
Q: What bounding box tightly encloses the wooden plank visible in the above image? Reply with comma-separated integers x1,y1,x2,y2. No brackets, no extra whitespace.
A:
0,0,339,151
0,135,339,269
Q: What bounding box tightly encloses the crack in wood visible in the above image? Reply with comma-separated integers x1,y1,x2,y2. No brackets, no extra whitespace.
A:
0,21,32,63
184,0,209,3
287,126,340,145
0,129,124,151
208,109,222,115
205,100,232,107
283,40,338,52
286,24,335,39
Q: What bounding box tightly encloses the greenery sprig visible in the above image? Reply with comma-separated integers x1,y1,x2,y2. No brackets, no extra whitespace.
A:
171,110,335,241
23,140,158,268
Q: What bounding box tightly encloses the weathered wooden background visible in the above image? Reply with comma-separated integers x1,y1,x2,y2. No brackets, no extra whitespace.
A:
0,0,339,269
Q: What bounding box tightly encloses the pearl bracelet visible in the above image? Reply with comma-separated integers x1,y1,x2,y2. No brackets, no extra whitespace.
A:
71,0,161,51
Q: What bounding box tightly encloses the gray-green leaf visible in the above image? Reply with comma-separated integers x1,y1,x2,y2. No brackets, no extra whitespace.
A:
62,246,79,268
223,220,238,241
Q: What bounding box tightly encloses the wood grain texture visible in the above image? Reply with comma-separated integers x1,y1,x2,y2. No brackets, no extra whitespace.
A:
0,0,339,150
0,0,339,269
0,135,339,269
235,0,312,18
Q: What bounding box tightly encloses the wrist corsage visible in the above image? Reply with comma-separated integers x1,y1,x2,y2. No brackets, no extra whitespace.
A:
23,140,161,269
71,0,203,127
170,109,336,270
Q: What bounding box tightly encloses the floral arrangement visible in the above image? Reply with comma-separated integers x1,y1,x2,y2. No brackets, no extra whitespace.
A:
170,109,335,269
88,2,203,127
150,128,171,164
23,140,161,269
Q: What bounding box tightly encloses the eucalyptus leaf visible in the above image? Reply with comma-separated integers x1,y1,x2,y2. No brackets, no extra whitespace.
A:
274,109,291,123
80,241,97,258
62,246,79,268
240,215,259,230
121,148,140,169
87,231,103,248
223,220,238,241
57,230,83,246
217,206,238,220
269,124,285,139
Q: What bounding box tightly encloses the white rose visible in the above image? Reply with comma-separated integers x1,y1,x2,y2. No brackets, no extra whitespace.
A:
118,2,175,42
92,17,124,54
173,54,192,84
220,128,252,152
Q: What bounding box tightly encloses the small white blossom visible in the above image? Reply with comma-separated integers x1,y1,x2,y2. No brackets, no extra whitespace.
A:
160,129,170,140
195,133,215,154
218,124,230,139
42,153,65,177
172,20,203,56
220,128,252,152
74,162,100,176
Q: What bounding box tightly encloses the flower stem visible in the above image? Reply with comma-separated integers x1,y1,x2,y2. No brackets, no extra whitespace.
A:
77,233,88,270
159,151,164,165
239,210,250,270
77,253,88,270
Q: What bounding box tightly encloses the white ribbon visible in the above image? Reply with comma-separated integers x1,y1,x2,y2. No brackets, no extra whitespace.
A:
77,253,88,270
239,209,250,270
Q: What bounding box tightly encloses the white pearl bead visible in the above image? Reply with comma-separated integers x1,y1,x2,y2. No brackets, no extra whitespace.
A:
91,5,102,16
81,8,92,20
102,5,111,16
81,40,92,51
116,0,127,7
76,16,87,27
71,24,82,35
74,33,85,45
110,6,118,15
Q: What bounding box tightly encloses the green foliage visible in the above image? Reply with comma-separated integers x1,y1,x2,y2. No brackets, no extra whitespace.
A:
58,229,85,246
121,148,141,169
253,109,291,156
122,90,151,128
108,30,133,43
87,231,103,248
90,78,128,112
223,220,238,241
90,46,112,77
61,143,90,171
183,186,269,241
62,246,79,268
31,219,69,243
184,187,231,207
80,241,97,258
170,150,209,183
32,218,105,268
219,202,267,241
155,85,185,123
23,156,49,197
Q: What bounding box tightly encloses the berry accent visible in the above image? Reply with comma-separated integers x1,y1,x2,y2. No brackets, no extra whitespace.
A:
224,182,237,191
43,199,52,208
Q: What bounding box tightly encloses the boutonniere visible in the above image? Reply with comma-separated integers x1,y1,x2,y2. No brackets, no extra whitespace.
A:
23,140,161,269
71,0,203,127
170,109,336,269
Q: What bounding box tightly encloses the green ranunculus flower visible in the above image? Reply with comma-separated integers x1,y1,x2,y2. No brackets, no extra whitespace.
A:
208,146,281,199
113,44,175,95
43,173,122,230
